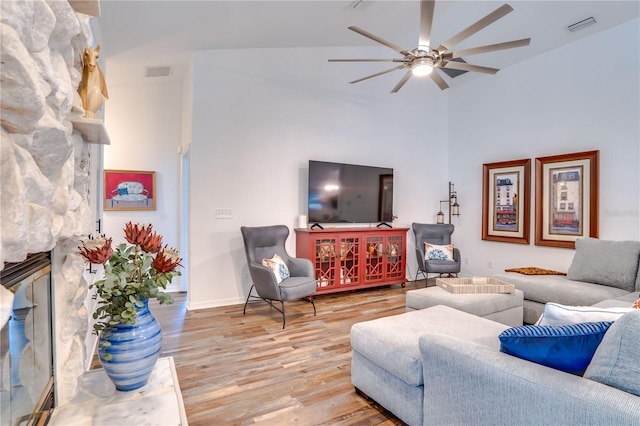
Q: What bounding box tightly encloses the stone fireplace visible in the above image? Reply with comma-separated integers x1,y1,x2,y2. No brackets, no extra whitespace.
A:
1,0,106,421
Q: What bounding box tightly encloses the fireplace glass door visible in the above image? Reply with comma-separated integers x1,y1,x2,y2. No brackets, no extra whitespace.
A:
1,255,54,426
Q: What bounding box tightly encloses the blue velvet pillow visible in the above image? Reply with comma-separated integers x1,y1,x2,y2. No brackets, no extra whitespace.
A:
498,321,613,375
117,187,129,195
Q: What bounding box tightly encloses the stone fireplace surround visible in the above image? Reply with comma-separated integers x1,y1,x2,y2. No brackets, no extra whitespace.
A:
1,0,102,409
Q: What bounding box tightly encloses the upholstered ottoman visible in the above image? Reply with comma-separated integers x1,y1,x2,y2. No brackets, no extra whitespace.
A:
405,286,524,326
350,305,509,426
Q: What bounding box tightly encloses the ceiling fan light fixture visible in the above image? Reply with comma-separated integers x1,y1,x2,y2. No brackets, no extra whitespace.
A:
411,58,434,76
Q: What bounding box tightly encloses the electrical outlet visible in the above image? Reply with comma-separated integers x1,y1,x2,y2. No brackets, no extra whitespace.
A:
215,208,233,219
487,260,494,269
464,257,470,265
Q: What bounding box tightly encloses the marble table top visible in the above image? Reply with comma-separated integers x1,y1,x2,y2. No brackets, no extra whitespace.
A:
49,357,187,425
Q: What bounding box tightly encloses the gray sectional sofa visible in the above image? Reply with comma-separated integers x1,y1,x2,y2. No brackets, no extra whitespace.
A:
350,237,640,425
420,309,640,425
494,238,640,324
352,303,640,425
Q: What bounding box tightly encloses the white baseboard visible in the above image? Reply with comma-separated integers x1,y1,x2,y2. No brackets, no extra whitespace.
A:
187,297,244,311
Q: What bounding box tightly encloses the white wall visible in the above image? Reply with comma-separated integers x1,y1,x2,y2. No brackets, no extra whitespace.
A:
188,46,449,309
448,18,640,276
101,19,639,310
103,79,183,291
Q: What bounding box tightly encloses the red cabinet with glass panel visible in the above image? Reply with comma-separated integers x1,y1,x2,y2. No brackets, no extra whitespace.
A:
295,227,408,294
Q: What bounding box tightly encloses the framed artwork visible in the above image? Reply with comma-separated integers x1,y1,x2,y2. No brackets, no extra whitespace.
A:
104,170,156,211
535,150,599,248
482,158,531,244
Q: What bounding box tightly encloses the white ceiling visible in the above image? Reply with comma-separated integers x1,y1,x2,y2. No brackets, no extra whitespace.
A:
95,0,639,87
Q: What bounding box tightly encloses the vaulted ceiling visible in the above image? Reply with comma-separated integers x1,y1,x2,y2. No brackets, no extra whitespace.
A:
95,1,639,87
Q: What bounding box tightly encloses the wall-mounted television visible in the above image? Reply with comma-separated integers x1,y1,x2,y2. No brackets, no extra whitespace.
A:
308,160,393,224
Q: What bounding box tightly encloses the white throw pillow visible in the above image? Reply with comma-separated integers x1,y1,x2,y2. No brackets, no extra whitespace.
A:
262,254,290,284
424,243,454,261
536,302,633,326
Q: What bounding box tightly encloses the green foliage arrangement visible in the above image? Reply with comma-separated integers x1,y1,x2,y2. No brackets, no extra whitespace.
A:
79,222,181,334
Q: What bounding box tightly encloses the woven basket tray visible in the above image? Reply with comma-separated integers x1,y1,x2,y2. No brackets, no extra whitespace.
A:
436,277,515,294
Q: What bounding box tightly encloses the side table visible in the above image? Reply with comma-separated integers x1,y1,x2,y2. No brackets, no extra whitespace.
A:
49,357,187,425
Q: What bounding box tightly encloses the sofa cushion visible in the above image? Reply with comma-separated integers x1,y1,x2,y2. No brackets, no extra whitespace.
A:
584,310,640,396
536,303,633,326
567,238,640,292
350,306,507,386
591,292,640,309
493,273,629,306
499,321,613,375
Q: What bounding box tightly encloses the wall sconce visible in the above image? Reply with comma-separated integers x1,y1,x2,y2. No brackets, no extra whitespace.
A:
437,182,460,224
436,201,446,224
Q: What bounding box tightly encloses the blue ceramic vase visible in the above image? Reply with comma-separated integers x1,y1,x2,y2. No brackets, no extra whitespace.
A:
98,300,162,391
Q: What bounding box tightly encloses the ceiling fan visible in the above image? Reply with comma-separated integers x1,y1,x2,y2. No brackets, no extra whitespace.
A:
329,1,531,93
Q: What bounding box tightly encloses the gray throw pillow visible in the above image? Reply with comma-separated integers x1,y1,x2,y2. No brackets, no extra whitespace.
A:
567,238,640,292
583,310,640,396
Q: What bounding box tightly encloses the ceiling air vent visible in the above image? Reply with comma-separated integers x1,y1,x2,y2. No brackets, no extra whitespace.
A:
349,0,370,10
567,17,596,33
145,66,172,78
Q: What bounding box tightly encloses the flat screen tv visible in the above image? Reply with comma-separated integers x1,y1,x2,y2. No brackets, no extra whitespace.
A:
308,160,393,224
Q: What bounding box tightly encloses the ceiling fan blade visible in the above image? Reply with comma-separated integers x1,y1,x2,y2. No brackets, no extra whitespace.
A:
349,65,406,84
348,26,409,55
391,71,413,93
430,70,449,90
444,38,531,59
329,59,398,63
442,61,499,74
434,4,514,54
418,0,436,49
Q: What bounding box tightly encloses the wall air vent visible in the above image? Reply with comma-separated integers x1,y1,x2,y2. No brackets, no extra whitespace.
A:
440,58,468,79
145,66,172,78
567,17,596,33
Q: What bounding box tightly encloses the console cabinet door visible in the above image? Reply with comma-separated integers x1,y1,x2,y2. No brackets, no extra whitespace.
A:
310,233,361,291
337,234,360,287
363,232,405,284
384,233,405,282
313,235,337,289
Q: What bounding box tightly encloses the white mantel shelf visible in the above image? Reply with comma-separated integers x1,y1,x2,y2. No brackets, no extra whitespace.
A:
49,357,188,425
68,0,101,17
71,117,111,145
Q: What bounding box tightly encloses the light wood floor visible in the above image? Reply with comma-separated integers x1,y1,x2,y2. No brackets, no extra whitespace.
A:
147,279,433,426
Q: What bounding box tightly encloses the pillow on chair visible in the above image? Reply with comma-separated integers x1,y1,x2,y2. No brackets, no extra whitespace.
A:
262,254,290,284
424,243,454,261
